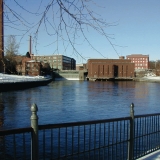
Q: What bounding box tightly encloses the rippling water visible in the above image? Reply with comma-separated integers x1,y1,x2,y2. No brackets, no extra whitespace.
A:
0,80,160,129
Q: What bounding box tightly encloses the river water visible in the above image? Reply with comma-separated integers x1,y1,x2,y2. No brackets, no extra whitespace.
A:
0,80,160,130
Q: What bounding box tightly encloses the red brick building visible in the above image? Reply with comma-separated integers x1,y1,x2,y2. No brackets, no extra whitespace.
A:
15,56,41,76
16,56,31,75
87,58,135,81
25,60,41,76
126,54,149,70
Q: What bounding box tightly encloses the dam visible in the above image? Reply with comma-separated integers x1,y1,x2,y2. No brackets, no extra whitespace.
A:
52,70,88,80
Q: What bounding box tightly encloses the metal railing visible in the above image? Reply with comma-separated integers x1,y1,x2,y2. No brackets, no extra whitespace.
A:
0,103,160,160
0,127,32,160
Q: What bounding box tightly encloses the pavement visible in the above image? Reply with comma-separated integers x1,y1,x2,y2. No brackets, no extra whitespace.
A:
137,150,160,160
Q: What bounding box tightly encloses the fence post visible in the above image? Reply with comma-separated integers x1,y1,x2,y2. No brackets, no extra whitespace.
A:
31,103,39,160
128,103,134,160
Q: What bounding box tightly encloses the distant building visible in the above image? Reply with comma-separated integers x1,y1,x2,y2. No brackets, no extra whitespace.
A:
126,54,149,70
25,60,41,76
87,57,135,81
15,56,31,75
31,55,76,70
15,55,52,76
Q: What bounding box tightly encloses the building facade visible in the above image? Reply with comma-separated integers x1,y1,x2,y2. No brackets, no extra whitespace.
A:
31,55,76,70
25,60,41,76
126,54,149,70
87,58,135,80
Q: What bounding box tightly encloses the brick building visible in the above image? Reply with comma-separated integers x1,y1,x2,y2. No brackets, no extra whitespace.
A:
16,57,50,76
126,54,149,70
15,56,31,75
87,58,135,81
31,55,76,70
25,60,41,76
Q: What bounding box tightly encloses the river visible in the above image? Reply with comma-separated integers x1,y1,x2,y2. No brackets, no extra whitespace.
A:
0,80,160,130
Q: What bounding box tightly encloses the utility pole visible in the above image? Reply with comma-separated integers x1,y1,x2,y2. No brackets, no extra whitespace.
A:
0,0,4,73
0,0,3,59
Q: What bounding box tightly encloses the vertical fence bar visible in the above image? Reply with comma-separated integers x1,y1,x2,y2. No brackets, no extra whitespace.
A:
99,123,101,160
108,123,110,159
23,133,26,160
128,103,134,160
78,126,80,159
103,123,106,160
89,124,91,159
43,130,45,160
13,134,16,159
65,127,67,158
51,129,53,159
30,103,39,160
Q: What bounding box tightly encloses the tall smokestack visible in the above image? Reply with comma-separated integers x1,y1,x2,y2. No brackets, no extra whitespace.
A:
0,0,3,59
29,35,32,55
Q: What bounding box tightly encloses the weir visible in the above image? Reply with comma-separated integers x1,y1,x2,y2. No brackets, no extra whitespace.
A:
53,70,88,80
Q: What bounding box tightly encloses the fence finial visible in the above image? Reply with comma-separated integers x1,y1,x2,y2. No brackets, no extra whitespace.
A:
31,103,38,116
130,103,134,118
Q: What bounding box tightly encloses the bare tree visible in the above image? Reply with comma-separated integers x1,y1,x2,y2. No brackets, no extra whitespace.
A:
4,35,19,73
3,0,119,59
5,35,19,56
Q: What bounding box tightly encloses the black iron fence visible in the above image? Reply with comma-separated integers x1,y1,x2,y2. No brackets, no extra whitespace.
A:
0,103,160,160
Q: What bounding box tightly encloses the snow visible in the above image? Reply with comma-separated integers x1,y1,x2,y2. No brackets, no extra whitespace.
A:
143,72,160,80
0,73,51,83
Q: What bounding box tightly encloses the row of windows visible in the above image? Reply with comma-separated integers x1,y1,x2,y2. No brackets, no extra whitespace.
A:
133,58,148,60
135,64,148,66
132,61,148,63
33,57,72,64
63,57,72,61
63,59,71,63
135,67,147,69
33,56,73,61
128,57,148,60
47,60,62,62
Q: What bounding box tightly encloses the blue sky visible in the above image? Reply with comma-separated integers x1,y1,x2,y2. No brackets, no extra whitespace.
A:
4,0,160,63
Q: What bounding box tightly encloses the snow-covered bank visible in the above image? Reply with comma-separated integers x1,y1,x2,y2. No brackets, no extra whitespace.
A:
0,73,52,92
0,73,52,83
135,73,160,82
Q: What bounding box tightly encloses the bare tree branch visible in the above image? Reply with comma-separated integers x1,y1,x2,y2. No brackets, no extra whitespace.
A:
4,0,121,59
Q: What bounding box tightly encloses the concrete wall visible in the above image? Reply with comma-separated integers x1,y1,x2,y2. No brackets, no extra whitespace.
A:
53,70,87,80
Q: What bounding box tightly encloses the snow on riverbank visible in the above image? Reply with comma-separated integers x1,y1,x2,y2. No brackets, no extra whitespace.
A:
136,72,160,82
144,76,160,80
0,73,52,82
143,72,160,80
